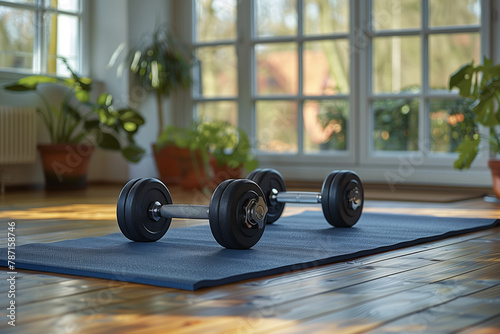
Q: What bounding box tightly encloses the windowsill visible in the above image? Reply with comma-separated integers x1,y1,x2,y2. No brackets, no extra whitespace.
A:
287,180,491,203
0,70,33,83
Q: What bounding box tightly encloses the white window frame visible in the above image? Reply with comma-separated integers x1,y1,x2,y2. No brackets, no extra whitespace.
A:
360,0,489,168
0,0,87,78
177,0,495,186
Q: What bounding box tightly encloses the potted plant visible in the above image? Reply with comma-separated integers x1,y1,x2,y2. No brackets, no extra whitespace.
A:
156,122,207,189
156,120,258,189
197,121,258,184
107,23,194,183
449,56,500,197
3,57,145,190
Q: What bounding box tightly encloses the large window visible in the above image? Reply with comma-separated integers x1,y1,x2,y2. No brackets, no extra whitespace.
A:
0,0,83,75
188,0,490,185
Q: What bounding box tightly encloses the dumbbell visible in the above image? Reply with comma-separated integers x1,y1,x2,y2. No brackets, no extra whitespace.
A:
116,177,268,249
247,169,363,227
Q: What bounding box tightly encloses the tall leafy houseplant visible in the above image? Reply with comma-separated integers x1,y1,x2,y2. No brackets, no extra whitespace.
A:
110,24,194,138
4,58,145,189
108,24,194,184
449,57,500,196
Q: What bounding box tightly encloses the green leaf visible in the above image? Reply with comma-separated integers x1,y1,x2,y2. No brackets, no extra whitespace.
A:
18,76,59,88
64,104,81,121
123,122,138,133
75,89,90,103
243,159,259,172
84,120,100,131
449,63,474,98
97,93,113,106
96,107,117,126
122,144,145,163
4,76,59,91
3,83,36,92
80,77,92,86
453,137,480,170
98,133,121,150
97,108,108,124
483,56,493,69
472,98,497,126
117,109,145,125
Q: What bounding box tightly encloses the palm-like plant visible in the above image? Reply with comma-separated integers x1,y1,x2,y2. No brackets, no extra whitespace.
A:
108,23,194,139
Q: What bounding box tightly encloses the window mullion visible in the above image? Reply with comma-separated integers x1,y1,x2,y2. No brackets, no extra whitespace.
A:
297,0,304,155
420,0,429,155
350,0,361,161
237,0,253,139
361,0,373,162
34,5,45,73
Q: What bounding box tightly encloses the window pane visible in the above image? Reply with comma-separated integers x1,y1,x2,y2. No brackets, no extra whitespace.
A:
197,101,238,126
373,98,419,151
256,100,298,153
45,13,79,75
196,0,236,42
0,8,34,71
45,0,80,13
429,33,480,91
372,0,420,30
256,43,298,95
429,0,480,27
255,0,297,37
304,0,349,35
196,45,238,98
373,36,421,94
429,99,477,153
304,99,348,153
304,40,349,95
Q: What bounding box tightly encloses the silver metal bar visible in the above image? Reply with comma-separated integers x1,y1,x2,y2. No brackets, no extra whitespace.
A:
274,192,322,204
160,205,209,220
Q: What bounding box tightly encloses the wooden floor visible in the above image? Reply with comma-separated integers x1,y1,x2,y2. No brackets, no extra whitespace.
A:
0,183,499,333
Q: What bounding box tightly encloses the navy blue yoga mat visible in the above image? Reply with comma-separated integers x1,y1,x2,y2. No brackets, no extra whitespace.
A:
1,211,498,290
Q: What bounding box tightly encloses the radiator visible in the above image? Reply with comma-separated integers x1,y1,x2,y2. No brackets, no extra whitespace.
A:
0,106,37,165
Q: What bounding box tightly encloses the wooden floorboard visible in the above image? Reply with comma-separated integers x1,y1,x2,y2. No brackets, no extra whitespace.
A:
0,185,499,333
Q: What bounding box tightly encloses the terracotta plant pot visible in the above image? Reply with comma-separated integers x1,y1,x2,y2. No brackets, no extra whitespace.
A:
488,159,500,198
38,143,94,191
152,144,181,185
209,156,243,185
176,148,207,189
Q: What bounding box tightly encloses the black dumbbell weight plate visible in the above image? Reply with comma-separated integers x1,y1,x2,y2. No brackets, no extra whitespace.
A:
321,171,364,227
209,179,266,249
117,178,173,242
117,178,142,240
207,179,232,247
247,169,286,224
246,168,270,180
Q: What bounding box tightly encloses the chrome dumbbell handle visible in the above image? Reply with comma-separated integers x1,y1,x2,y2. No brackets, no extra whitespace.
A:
150,203,210,221
272,190,322,204
149,199,268,229
271,188,362,211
